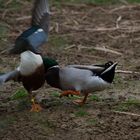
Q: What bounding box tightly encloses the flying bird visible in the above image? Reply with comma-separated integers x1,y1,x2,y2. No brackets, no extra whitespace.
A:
45,61,117,105
0,51,58,112
9,0,50,54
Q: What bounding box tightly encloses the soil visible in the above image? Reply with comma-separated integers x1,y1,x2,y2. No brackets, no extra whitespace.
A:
0,2,140,140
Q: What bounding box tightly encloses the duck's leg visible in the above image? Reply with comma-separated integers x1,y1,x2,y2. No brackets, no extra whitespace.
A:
29,92,42,112
60,90,80,98
73,93,88,105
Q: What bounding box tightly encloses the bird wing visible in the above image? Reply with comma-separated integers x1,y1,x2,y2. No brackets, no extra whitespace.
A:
31,0,50,34
9,0,50,54
0,70,20,85
67,64,105,74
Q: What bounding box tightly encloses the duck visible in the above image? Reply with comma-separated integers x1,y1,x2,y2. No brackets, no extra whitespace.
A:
45,61,117,105
0,51,58,112
9,0,50,54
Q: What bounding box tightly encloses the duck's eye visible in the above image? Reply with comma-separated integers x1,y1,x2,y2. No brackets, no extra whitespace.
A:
108,61,113,66
105,64,109,67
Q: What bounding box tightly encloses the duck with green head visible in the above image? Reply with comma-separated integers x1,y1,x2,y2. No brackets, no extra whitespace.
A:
0,0,53,112
0,51,58,112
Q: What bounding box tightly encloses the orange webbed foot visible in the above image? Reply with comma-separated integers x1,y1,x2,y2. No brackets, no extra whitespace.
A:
30,103,43,112
60,90,80,98
30,98,43,112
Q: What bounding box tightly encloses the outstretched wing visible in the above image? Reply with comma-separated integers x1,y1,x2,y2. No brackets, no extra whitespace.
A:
9,0,50,54
68,61,113,74
0,70,20,85
32,0,50,34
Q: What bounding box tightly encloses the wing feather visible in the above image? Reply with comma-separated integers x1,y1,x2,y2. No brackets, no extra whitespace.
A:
67,64,105,73
32,0,50,33
0,70,20,85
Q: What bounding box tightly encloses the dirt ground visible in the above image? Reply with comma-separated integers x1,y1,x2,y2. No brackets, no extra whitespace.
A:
0,2,140,140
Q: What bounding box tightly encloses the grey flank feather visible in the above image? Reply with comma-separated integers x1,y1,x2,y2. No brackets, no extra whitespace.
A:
32,0,50,33
67,65,105,73
0,70,20,85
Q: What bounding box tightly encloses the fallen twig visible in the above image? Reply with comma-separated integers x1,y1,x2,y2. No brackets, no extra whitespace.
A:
61,3,87,8
63,25,140,33
119,0,128,5
116,16,122,28
64,44,76,50
16,16,31,21
94,46,122,56
65,45,122,56
55,23,59,33
110,5,140,13
2,9,9,19
113,111,140,117
5,0,12,6
116,70,140,74
107,34,127,39
7,33,19,37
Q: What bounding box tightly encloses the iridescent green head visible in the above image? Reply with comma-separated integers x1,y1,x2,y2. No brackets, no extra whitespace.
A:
42,57,58,72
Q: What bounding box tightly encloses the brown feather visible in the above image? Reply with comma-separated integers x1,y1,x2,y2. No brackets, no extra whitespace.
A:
21,65,45,92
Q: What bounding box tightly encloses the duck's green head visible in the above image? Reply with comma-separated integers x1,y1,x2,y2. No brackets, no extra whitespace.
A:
42,57,58,72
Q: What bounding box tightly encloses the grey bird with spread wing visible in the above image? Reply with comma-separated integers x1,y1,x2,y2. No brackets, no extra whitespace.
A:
9,0,50,54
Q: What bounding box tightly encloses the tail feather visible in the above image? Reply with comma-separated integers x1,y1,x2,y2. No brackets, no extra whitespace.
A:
100,62,117,83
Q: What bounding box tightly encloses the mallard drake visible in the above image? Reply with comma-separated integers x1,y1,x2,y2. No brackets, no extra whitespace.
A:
45,61,117,105
9,0,50,54
0,51,58,112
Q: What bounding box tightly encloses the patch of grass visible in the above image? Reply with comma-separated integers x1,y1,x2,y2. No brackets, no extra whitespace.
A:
10,88,28,100
10,88,30,110
68,95,81,100
48,35,68,49
39,120,56,129
113,75,124,89
17,98,31,111
90,95,101,102
52,0,140,5
114,75,123,84
74,108,89,117
115,103,129,111
51,91,60,97
127,0,140,3
114,98,140,111
125,98,140,107
65,0,118,4
0,0,23,10
0,24,9,40
31,113,56,129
